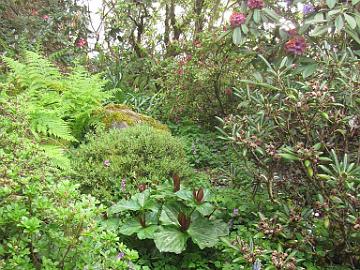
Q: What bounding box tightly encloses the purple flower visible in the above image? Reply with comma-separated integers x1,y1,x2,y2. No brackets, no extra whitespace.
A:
233,208,239,216
247,0,265,10
303,4,315,15
121,178,126,192
284,36,307,55
117,252,125,260
285,0,293,7
103,160,110,167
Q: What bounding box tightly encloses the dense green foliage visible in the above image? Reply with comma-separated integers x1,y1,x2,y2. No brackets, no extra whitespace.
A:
0,98,138,269
72,126,193,203
1,0,360,269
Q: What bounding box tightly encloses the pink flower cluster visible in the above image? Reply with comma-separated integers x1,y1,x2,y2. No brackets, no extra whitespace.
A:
229,12,246,28
247,0,265,9
76,38,87,48
284,36,307,55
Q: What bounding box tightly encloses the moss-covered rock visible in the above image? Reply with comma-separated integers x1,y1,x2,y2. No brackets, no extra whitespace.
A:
101,104,169,132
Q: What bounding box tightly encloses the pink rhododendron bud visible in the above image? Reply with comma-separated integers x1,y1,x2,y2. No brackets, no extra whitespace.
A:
229,12,246,28
247,0,265,9
284,36,307,55
42,15,49,21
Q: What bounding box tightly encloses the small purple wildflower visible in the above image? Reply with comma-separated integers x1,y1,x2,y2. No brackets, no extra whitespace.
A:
303,4,315,15
117,252,125,260
285,0,292,7
233,208,239,216
103,159,110,167
121,178,126,192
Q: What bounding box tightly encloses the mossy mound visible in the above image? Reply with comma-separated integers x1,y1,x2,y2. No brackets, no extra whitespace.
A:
101,104,169,132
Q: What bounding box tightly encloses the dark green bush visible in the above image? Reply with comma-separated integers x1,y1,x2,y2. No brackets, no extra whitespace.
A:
71,125,193,203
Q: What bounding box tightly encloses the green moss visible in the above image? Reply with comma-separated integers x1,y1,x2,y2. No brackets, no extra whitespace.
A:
102,104,169,132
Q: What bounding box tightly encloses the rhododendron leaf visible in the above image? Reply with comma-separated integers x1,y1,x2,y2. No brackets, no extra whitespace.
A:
302,64,318,78
232,27,242,45
241,24,249,34
326,0,337,9
137,225,158,240
154,227,188,254
263,8,280,21
253,10,261,24
335,15,344,32
344,14,357,29
310,25,328,37
353,0,360,5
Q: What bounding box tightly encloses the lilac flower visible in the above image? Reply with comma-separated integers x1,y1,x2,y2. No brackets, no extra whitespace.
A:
103,160,110,167
303,4,315,15
121,178,126,192
233,208,239,216
117,252,125,260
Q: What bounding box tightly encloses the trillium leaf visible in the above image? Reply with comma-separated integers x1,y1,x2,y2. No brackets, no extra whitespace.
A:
118,218,142,236
159,203,180,226
133,189,151,208
187,212,219,249
154,227,188,254
137,225,158,240
108,199,140,214
196,202,214,216
175,189,193,201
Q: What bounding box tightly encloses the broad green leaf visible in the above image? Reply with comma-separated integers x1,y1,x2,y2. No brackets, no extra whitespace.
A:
108,199,140,214
196,202,214,216
352,0,360,5
302,64,318,78
188,212,219,249
119,218,142,236
263,8,280,21
175,189,193,201
154,227,188,254
133,189,151,208
310,25,329,36
232,27,242,45
344,14,357,29
345,28,360,44
253,10,261,24
328,9,341,17
212,220,229,237
335,15,344,32
241,24,249,34
137,225,158,240
159,203,180,226
277,153,300,161
326,0,337,9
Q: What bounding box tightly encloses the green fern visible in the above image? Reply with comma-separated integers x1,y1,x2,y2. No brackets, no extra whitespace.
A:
2,51,111,169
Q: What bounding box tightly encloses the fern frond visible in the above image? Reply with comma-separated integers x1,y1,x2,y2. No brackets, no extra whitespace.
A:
41,144,71,171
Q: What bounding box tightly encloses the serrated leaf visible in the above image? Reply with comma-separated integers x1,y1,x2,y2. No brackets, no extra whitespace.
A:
344,14,357,29
153,227,188,254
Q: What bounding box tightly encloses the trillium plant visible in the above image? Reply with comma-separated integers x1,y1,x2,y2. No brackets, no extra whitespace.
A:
108,176,229,254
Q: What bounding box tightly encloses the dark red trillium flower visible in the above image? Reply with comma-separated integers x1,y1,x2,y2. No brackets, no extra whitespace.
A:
173,174,180,192
178,212,191,231
284,36,307,55
247,0,265,9
193,188,204,204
